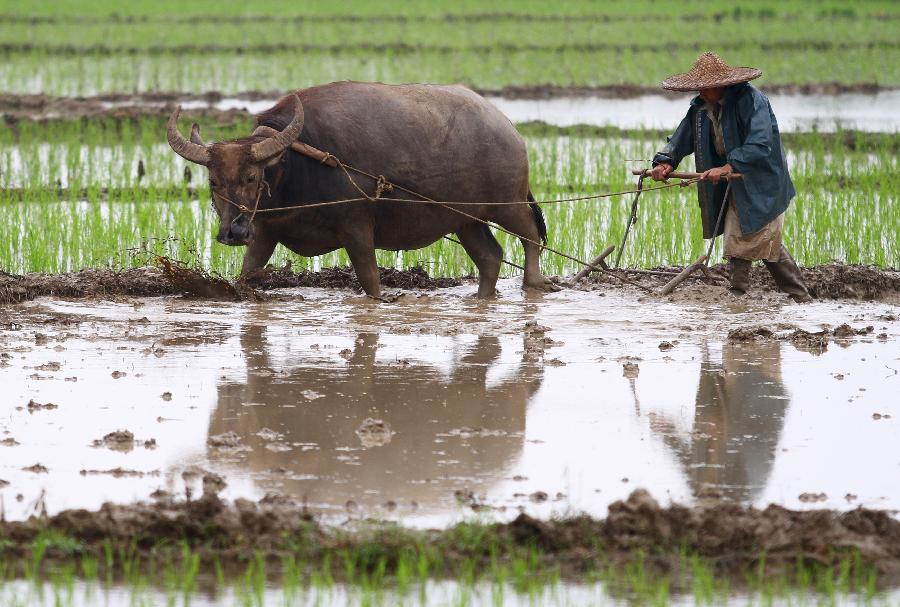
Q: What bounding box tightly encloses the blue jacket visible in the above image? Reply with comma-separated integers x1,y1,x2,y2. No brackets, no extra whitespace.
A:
652,83,795,237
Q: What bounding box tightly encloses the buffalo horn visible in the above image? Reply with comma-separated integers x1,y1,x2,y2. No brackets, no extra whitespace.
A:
249,95,305,162
167,106,210,166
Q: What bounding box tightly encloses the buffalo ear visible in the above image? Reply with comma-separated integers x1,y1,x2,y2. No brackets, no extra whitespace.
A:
190,123,204,145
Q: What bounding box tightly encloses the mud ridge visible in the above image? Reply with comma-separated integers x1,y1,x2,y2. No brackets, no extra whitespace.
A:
2,263,897,304
1,489,898,585
0,264,464,304
579,262,900,304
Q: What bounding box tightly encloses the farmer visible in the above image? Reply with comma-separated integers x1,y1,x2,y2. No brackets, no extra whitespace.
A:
649,52,812,302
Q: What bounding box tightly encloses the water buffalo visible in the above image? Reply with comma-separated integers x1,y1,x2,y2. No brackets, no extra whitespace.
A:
167,81,558,298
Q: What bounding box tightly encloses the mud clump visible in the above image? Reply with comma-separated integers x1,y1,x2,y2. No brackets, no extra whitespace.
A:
92,430,135,451
157,257,253,301
207,431,251,452
26,399,58,412
355,418,393,448
523,320,559,362
622,361,640,379
726,323,879,355
727,326,775,341
787,328,830,354
91,430,156,452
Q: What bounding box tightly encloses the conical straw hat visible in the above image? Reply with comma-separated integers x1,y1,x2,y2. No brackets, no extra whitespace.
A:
661,52,761,91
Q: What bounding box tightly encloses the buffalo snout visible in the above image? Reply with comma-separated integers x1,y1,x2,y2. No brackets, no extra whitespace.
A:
217,215,251,246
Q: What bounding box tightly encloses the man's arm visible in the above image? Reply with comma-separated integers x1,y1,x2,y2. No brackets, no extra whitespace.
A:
650,108,694,181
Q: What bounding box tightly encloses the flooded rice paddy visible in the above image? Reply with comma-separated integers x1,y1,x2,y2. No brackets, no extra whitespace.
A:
2,282,898,525
168,91,900,133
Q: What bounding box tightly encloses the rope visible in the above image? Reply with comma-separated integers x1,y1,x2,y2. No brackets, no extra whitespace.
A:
215,171,701,215
215,140,704,292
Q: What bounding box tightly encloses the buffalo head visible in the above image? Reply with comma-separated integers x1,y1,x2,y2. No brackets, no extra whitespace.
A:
166,96,304,246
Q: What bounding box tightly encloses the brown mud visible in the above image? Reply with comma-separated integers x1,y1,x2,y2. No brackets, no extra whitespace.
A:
1,85,894,122
581,262,900,304
1,488,898,585
2,262,897,305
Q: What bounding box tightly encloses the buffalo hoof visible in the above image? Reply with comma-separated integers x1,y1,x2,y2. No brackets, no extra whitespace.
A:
524,277,563,293
368,290,403,303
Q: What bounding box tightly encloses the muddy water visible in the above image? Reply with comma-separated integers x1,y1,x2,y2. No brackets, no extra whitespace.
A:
489,91,900,133
172,92,900,133
0,283,898,524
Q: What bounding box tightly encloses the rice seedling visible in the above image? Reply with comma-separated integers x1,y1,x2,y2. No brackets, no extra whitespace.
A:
0,121,896,277
2,46,897,97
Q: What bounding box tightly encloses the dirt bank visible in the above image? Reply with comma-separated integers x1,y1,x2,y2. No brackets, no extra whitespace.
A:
2,85,895,121
578,262,900,304
1,263,897,304
1,489,897,585
0,264,463,304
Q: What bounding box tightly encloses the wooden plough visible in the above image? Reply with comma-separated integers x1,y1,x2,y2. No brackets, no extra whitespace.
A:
573,169,740,294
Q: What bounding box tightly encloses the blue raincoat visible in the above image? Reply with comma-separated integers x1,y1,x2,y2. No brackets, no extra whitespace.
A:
652,83,795,238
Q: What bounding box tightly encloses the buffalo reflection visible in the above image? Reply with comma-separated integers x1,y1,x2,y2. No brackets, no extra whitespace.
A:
650,340,789,502
209,323,544,514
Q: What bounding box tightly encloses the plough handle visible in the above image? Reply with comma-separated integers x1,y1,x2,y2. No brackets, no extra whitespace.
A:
631,169,742,180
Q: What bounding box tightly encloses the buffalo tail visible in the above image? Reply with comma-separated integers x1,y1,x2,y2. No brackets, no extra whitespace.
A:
527,190,547,244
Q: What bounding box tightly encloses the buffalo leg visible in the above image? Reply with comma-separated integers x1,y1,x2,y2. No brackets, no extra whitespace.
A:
492,209,560,292
240,233,277,277
343,232,381,298
456,223,502,298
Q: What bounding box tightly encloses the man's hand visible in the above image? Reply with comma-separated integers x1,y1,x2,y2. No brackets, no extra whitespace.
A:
649,164,673,181
701,164,734,183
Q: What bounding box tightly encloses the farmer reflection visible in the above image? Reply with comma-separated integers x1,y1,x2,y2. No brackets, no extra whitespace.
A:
650,341,788,502
649,52,811,302
208,325,544,513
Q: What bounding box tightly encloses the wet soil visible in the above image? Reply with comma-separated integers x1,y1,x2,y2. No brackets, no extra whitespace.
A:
0,264,463,303
1,489,898,585
3,262,896,305
580,262,900,304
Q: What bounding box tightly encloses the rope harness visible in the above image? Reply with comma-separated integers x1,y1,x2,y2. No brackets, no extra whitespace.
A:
215,129,714,291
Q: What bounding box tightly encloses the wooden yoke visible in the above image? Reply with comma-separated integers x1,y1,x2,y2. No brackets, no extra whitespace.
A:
252,125,339,168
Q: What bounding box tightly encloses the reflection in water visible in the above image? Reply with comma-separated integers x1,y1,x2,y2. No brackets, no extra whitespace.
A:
209,322,544,515
651,341,789,502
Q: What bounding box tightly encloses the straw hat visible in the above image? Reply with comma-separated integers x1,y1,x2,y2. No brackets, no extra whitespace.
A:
661,52,761,91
